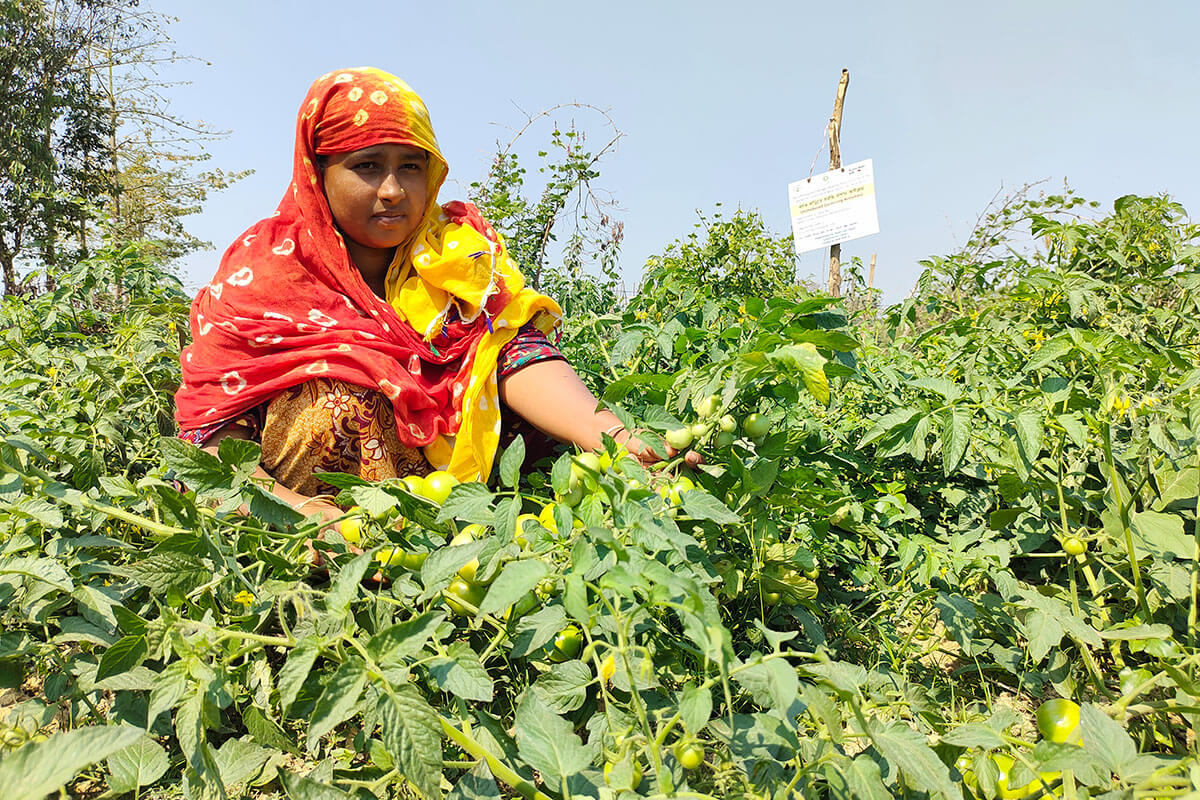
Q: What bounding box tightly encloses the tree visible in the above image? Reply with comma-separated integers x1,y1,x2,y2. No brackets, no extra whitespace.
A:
83,3,249,263
0,0,246,295
469,106,625,316
0,0,110,294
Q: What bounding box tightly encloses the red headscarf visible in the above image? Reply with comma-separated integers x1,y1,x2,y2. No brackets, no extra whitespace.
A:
175,68,502,450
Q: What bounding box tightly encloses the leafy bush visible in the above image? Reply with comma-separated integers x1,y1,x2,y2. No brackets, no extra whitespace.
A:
1,193,1199,800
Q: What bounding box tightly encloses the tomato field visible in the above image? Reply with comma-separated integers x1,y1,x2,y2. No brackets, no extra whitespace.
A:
1,190,1199,800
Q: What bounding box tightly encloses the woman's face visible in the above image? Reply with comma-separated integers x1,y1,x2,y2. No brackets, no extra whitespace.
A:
321,143,429,260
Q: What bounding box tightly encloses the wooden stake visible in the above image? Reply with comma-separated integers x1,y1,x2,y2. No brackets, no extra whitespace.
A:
827,69,850,298
868,253,876,290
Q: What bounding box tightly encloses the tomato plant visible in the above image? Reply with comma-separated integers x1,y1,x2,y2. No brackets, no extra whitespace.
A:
2,186,1199,799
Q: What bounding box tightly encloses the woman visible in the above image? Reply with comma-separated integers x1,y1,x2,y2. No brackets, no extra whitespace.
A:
174,67,682,531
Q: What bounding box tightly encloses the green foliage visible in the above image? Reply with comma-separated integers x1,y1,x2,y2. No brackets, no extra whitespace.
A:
0,0,245,293
635,206,802,305
0,0,112,291
2,192,1200,800
470,117,624,317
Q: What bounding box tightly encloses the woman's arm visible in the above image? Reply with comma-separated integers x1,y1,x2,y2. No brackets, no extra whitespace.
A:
497,359,700,466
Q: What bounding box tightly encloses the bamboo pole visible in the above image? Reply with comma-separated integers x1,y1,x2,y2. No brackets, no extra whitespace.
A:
868,253,876,290
827,69,850,298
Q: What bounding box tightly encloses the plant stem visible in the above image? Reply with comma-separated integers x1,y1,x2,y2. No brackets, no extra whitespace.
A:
439,718,556,800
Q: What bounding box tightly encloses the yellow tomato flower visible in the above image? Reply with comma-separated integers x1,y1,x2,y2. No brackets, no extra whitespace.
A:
234,590,256,606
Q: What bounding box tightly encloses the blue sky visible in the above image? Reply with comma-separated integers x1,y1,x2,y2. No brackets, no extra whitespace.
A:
159,1,1200,304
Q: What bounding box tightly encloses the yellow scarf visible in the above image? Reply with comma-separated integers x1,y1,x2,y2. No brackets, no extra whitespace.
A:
386,213,561,483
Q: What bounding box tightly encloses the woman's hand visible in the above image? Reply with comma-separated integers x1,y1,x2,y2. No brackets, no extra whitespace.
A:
616,429,703,469
498,359,702,469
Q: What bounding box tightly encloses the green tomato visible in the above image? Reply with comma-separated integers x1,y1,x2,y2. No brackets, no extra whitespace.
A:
658,475,695,506
714,430,735,449
514,513,539,548
451,526,486,584
401,474,427,497
1035,698,1082,744
572,451,602,479
718,414,737,433
339,516,362,545
696,394,719,419
443,578,486,616
560,484,585,506
690,422,710,440
549,625,583,662
422,470,459,504
992,753,1058,800
954,755,975,786
535,577,558,600
664,427,694,450
603,760,643,790
375,547,406,567
675,739,705,770
504,591,539,621
1063,537,1086,557
743,413,770,439
762,590,782,605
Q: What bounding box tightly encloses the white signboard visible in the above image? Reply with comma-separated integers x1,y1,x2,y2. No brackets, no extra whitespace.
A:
788,159,879,255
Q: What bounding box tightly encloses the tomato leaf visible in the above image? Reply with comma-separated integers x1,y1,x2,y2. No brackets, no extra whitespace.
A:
437,481,494,525
940,408,971,476
428,642,493,702
0,555,73,592
478,559,549,617
510,605,567,658
367,611,446,666
449,763,502,800
498,435,525,489
106,734,169,794
514,694,590,784
279,771,358,800
0,723,143,800
532,660,591,713
325,551,373,618
120,553,209,594
678,683,713,735
96,633,147,682
278,636,323,717
306,658,367,753
378,687,443,800
243,705,299,755
734,657,799,719
866,719,962,800
1079,702,1138,773
680,490,741,524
